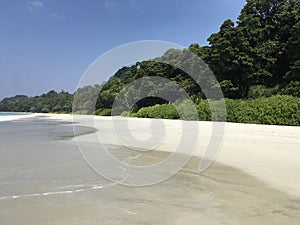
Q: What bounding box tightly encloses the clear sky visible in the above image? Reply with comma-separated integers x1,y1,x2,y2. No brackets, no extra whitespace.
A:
0,0,246,100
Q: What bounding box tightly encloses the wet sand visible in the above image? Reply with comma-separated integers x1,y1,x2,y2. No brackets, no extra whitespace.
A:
70,114,300,197
0,115,300,224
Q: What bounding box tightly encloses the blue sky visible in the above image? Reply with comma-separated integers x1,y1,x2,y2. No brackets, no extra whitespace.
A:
0,0,246,100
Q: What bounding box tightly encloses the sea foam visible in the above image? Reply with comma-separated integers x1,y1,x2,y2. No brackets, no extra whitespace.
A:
0,112,34,122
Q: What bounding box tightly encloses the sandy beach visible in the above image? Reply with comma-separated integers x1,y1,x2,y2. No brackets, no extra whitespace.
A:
0,113,299,224
43,113,300,198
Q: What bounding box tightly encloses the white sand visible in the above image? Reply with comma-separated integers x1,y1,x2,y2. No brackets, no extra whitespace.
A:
38,113,300,198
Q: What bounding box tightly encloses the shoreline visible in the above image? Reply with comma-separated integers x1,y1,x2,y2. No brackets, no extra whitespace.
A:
1,114,300,224
0,112,35,122
31,113,300,197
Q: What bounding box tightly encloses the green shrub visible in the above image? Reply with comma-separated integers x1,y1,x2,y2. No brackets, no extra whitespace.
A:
279,81,300,97
133,96,300,126
120,111,130,117
174,100,199,120
225,95,300,126
196,100,211,121
41,107,50,113
249,85,279,99
135,104,179,119
94,108,111,116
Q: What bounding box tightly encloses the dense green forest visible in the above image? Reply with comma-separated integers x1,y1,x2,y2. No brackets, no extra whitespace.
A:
0,0,299,125
0,90,73,113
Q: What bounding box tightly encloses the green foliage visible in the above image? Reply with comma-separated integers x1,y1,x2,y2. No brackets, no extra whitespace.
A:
279,81,300,97
120,111,130,117
94,108,111,116
134,100,201,121
133,96,300,126
173,100,199,120
73,85,101,114
249,85,279,99
286,20,300,81
135,104,179,119
0,95,30,112
0,90,73,113
219,80,240,99
207,0,300,97
225,95,300,126
196,100,211,121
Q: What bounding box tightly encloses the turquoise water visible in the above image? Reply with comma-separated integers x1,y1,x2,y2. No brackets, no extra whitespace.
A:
0,112,27,116
0,112,32,122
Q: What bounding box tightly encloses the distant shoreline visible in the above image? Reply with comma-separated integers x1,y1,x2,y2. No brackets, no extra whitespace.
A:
0,112,35,122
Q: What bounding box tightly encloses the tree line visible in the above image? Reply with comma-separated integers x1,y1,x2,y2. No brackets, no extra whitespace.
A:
0,0,299,124
0,90,73,113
